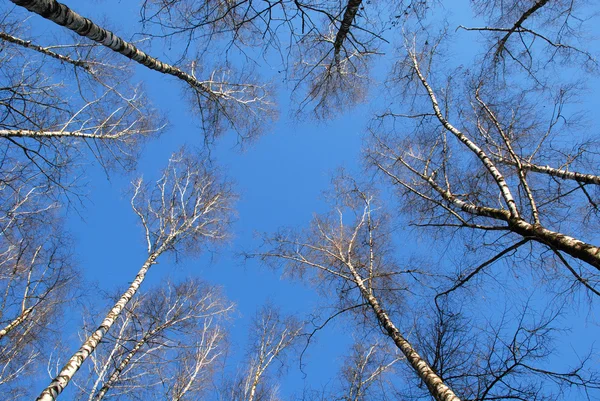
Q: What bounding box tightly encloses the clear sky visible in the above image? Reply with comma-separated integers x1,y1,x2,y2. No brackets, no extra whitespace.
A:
5,0,599,400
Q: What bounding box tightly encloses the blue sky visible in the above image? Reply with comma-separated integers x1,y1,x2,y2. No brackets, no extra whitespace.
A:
7,0,600,399
54,0,370,394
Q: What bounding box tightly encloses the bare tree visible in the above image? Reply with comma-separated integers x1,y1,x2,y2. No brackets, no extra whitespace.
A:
405,299,600,401
36,149,235,401
0,18,162,202
460,0,597,79
259,175,600,401
339,341,402,401
0,176,77,398
72,278,232,401
368,36,600,298
222,304,303,401
298,338,402,401
138,0,428,118
10,0,275,142
331,339,403,401
258,179,462,401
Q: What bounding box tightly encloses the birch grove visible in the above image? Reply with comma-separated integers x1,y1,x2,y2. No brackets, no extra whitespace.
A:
37,150,234,401
259,178,600,400
0,0,599,400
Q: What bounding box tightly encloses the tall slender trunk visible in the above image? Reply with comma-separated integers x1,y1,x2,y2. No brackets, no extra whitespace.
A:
9,0,216,98
345,262,462,401
36,242,169,401
86,313,133,401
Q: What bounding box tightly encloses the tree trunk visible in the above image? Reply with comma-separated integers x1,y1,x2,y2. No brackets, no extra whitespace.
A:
333,0,363,61
345,262,462,401
36,244,168,401
9,0,216,98
508,219,600,270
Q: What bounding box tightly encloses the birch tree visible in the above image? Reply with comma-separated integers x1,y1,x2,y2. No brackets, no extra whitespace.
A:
0,183,76,398
334,341,402,401
74,278,232,401
36,149,234,401
223,305,302,401
259,180,462,401
368,39,600,297
259,176,600,400
0,16,161,200
10,0,275,142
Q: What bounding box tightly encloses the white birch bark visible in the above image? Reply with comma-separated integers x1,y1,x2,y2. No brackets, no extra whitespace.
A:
496,157,600,185
9,0,272,136
346,261,461,401
36,242,169,401
0,32,92,71
0,307,33,340
261,194,462,401
35,150,231,400
91,331,153,401
409,51,520,219
413,169,600,270
340,201,462,401
9,0,218,99
0,130,135,139
374,133,600,270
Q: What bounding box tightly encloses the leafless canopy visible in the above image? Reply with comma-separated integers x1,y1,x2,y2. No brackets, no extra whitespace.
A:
74,278,233,401
222,304,303,401
131,148,235,257
139,0,430,118
0,172,77,397
0,14,161,202
36,149,235,401
369,36,600,298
